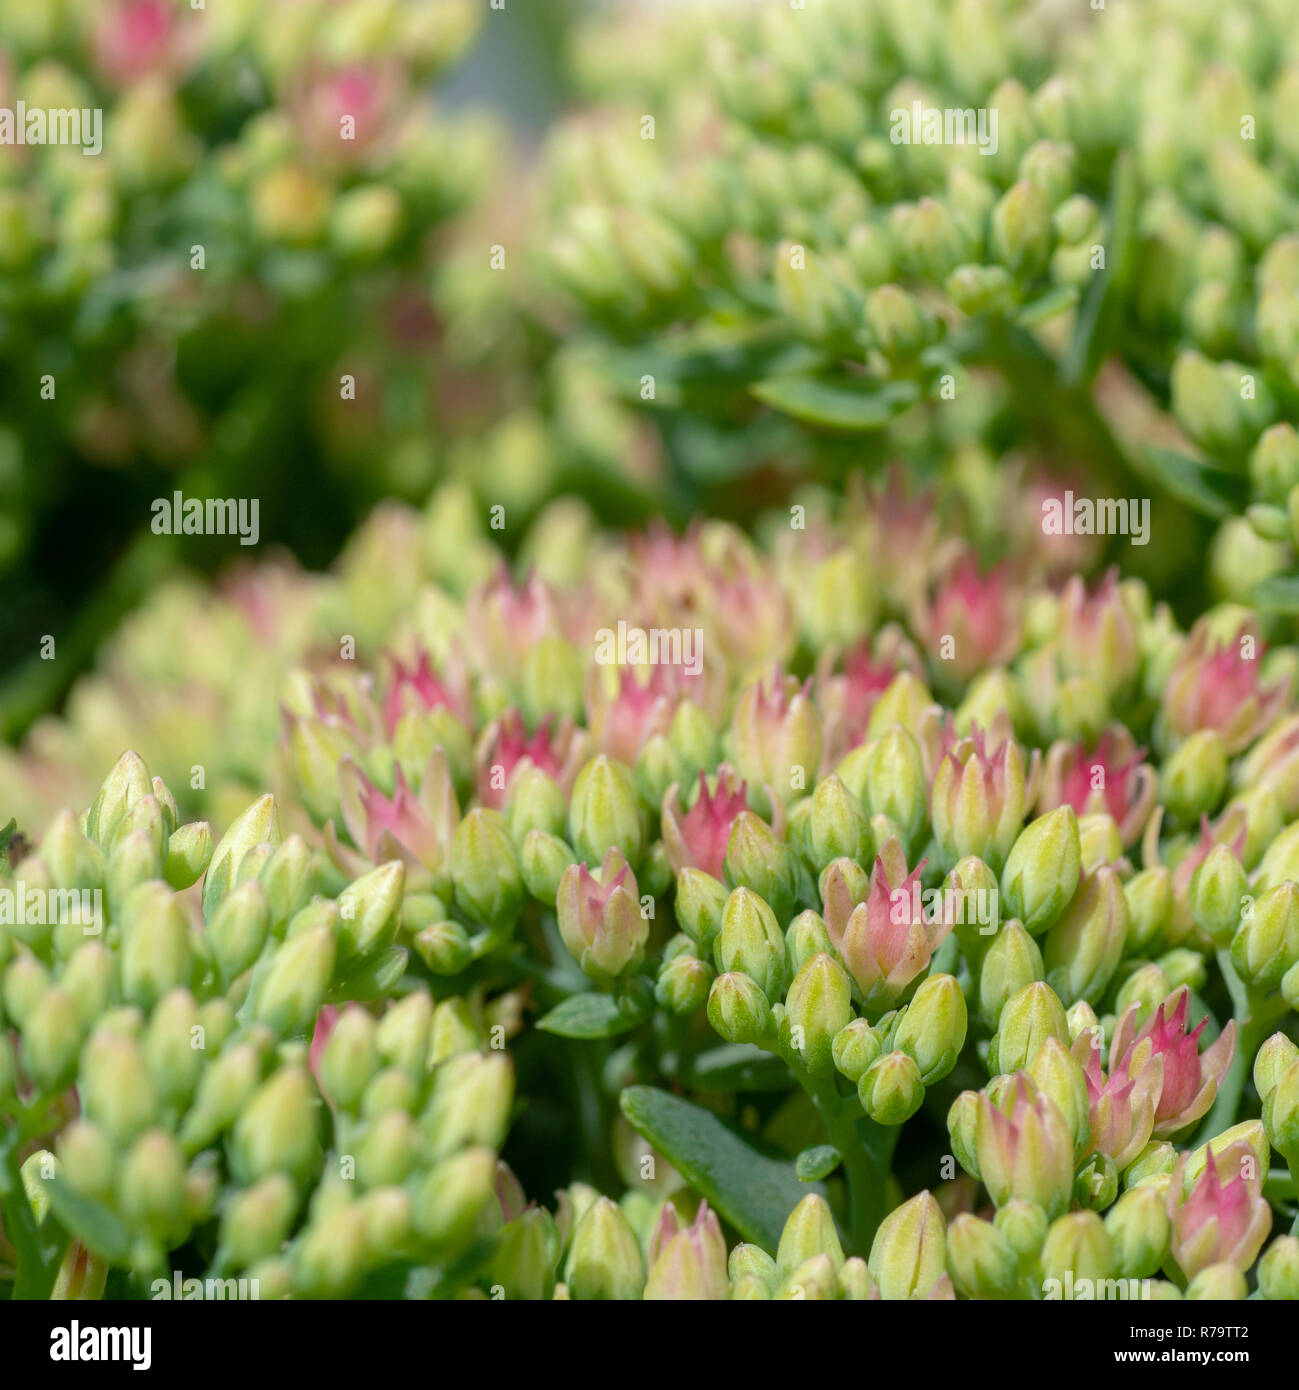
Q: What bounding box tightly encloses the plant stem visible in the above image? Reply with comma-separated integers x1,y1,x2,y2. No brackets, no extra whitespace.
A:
804,1074,891,1255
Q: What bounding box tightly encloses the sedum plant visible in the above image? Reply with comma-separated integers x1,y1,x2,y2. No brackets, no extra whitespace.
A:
3,476,1299,1299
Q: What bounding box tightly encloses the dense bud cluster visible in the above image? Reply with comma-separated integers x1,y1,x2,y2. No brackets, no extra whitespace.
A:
3,468,1299,1299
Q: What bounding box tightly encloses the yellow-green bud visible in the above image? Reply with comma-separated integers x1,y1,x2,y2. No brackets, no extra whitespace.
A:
868,1190,946,1300
859,1050,925,1125
1001,808,1081,936
564,1195,643,1300
894,974,967,1084
230,1066,322,1187
568,757,644,869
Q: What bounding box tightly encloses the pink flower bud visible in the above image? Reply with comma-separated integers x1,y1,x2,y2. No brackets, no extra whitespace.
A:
478,710,584,809
730,668,822,805
1161,620,1289,755
93,0,190,89
1168,1141,1271,1280
384,648,470,736
1038,727,1155,847
661,769,752,880
336,754,456,887
916,552,1021,682
1054,571,1141,697
556,849,648,982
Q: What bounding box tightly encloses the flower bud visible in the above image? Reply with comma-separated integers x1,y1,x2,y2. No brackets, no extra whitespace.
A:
81,1029,158,1147
1001,808,1081,936
568,756,645,869
977,920,1044,1029
1261,1057,1299,1159
520,829,576,907
423,1052,513,1159
180,1043,262,1152
714,888,787,1002
318,1007,379,1112
1231,881,1299,989
1258,1235,1299,1300
976,1081,1075,1217
832,1017,882,1084
947,1090,982,1179
1043,866,1128,1006
164,822,213,892
868,1191,946,1300
118,1129,188,1247
220,1174,299,1270
208,880,270,986
1188,844,1247,948
655,950,713,1015
989,983,1069,1075
786,909,833,976
564,1196,643,1300
119,881,192,1010
1073,1152,1118,1211
706,972,772,1047
894,973,967,1084
143,989,203,1106
781,953,852,1077
946,1213,1020,1298
87,751,152,850
451,811,521,930
1039,1211,1114,1289
1160,731,1228,824
994,1199,1049,1262
22,986,83,1091
806,776,870,874
1028,1037,1090,1157
1124,867,1173,955
204,795,282,920
1105,1184,1171,1279
254,927,336,1039
230,1066,322,1187
859,1050,925,1125
1186,1263,1248,1301
931,733,1027,873
723,812,799,923
990,181,1053,279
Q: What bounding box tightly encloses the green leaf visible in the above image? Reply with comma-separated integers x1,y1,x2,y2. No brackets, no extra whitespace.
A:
620,1085,822,1249
327,947,409,1004
44,1173,131,1264
1142,447,1248,520
1060,151,1140,388
1253,572,1299,614
536,991,652,1039
796,1145,842,1182
1015,284,1079,329
750,375,921,430
683,1044,793,1092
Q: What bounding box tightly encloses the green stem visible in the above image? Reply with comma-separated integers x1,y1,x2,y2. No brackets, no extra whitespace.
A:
802,1072,891,1255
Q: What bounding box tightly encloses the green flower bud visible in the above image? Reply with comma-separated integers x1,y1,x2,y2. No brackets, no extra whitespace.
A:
118,1129,188,1246
1188,844,1247,948
1231,881,1299,989
143,989,203,1106
978,920,1044,1029
947,1213,1020,1299
1073,1152,1119,1211
945,262,1015,316
674,868,730,953
423,1052,513,1159
994,1200,1049,1263
204,795,282,920
1254,1032,1299,1100
1161,731,1228,824
254,927,336,1039
723,812,800,924
564,1195,643,1300
208,880,270,986
859,1050,925,1125
338,860,405,962
1001,808,1081,936
1043,866,1128,1006
376,991,433,1074
655,951,713,1015
569,757,644,869
230,1066,322,1188
865,284,931,360
1028,1037,1090,1157
81,1029,158,1146
361,1067,418,1119
714,888,787,1001
868,1191,946,1301
948,1091,981,1180
505,766,568,844
119,881,192,1010
105,832,160,918
1124,867,1173,954
259,835,312,926
57,1120,115,1203
781,953,853,1077
1186,1263,1247,1301
411,918,474,976
355,1110,421,1189
220,1174,298,1270
786,909,833,975
776,1193,844,1279
1105,1184,1171,1279
989,983,1069,1075
450,810,520,931
832,1018,882,1084
86,751,152,850
1125,1141,1178,1188
894,974,967,1084
990,180,1053,279
22,986,82,1091
805,776,870,873
317,1009,378,1113
1258,1235,1299,1301
1261,1058,1299,1159
164,822,213,892
1250,424,1299,507
863,726,928,851
490,1205,560,1301
1114,964,1172,1030
180,1043,263,1152
1156,947,1207,995
1067,1000,1101,1046
1039,1211,1114,1290
429,997,486,1065
777,1253,838,1300
520,829,576,907
706,971,772,1047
